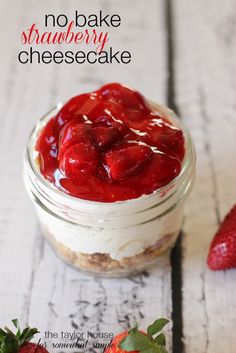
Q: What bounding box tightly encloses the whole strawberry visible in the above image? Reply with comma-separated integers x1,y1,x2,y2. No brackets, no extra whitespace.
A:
105,318,169,353
0,320,48,353
207,204,236,270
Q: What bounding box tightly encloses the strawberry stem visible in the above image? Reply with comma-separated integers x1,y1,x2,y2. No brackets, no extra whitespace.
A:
0,320,39,353
119,318,169,353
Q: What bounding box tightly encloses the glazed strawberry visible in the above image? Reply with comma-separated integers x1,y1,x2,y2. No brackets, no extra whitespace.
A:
105,318,169,353
56,93,101,127
99,83,148,113
59,142,99,178
145,123,185,160
207,204,236,270
91,126,120,148
105,144,153,181
94,113,130,138
58,121,91,158
35,117,58,182
105,100,145,128
0,319,49,353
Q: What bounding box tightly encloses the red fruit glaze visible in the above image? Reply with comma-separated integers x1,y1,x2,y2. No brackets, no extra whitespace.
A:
19,342,49,353
91,126,120,148
207,204,236,270
59,143,99,178
104,331,139,353
58,121,92,159
105,143,153,181
36,83,185,202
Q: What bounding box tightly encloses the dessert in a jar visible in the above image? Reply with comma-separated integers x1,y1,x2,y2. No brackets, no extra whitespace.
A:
24,83,195,276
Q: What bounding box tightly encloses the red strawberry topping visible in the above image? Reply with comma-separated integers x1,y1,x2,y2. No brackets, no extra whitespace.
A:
99,82,149,113
36,83,185,202
207,204,236,270
58,121,91,158
105,144,153,181
56,93,101,127
91,126,120,148
59,142,99,178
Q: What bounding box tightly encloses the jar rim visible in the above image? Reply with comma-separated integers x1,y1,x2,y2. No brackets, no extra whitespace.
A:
25,102,196,210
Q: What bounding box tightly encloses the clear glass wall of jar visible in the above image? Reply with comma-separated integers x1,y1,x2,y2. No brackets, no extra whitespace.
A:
24,104,196,277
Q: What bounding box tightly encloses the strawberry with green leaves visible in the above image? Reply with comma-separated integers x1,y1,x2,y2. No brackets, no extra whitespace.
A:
105,318,169,353
0,320,48,353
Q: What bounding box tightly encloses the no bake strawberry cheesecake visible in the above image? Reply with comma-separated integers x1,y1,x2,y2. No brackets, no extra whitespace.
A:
24,83,195,276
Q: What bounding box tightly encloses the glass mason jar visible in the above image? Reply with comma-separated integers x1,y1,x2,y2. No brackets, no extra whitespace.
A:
24,103,196,277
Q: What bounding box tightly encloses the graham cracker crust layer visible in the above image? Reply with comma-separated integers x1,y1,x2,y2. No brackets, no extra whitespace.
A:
42,226,178,276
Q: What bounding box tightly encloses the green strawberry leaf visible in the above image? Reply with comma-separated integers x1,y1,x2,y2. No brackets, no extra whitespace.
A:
120,331,162,353
3,329,14,338
11,320,20,338
1,335,19,353
147,319,169,338
0,329,7,342
159,347,168,353
128,325,138,334
120,331,150,351
23,328,39,342
119,317,170,353
141,348,159,353
11,322,17,331
0,320,39,353
155,334,166,346
18,328,29,345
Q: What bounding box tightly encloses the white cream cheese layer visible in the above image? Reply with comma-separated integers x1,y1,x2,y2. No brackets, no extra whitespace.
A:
35,204,183,260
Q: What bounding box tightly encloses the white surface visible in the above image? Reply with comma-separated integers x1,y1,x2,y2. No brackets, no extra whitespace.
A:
0,0,236,352
174,1,236,352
